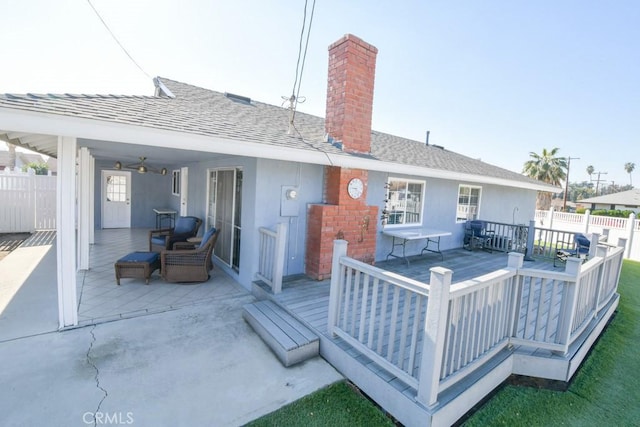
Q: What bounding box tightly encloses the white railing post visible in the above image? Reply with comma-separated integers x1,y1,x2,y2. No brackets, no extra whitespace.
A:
625,213,636,259
416,266,452,408
588,233,600,259
556,257,582,352
328,240,348,336
507,252,524,269
593,245,608,313
548,207,555,230
584,209,591,234
525,220,536,260
272,222,287,294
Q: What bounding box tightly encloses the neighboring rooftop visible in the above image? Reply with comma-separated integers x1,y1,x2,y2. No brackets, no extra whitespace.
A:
578,189,640,207
0,77,551,189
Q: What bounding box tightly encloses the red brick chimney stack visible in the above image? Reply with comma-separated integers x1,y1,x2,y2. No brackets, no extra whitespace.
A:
305,35,379,280
325,34,378,154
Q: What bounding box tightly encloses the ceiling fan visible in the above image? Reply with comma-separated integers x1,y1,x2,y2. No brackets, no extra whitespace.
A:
114,157,167,175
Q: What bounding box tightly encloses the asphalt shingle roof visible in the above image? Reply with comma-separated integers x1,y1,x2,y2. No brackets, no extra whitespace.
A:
0,77,546,187
579,189,640,206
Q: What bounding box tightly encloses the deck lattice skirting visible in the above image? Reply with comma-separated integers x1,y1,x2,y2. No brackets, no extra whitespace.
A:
256,239,624,427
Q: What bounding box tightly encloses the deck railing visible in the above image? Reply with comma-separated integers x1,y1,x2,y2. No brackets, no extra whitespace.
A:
256,223,287,294
482,221,528,253
328,238,624,408
328,240,428,389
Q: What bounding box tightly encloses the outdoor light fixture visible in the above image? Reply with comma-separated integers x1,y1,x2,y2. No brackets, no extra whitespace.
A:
114,157,167,175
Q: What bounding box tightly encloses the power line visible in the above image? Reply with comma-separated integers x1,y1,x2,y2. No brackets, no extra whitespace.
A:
284,0,317,133
294,0,316,113
86,0,151,79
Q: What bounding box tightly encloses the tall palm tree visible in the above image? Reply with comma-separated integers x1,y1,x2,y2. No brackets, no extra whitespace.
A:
523,148,567,209
624,162,635,187
586,165,594,181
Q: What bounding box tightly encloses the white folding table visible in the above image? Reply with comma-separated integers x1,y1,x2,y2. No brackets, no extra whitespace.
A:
383,228,452,265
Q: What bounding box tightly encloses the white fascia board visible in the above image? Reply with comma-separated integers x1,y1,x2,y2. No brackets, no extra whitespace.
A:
327,154,561,193
0,107,559,193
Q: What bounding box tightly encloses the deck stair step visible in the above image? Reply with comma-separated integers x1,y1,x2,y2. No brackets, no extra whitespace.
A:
242,300,319,367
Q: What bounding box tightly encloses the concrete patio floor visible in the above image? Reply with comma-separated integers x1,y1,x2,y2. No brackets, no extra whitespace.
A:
0,231,343,426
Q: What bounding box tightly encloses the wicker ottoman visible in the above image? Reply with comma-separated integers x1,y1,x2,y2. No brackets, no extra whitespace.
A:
115,252,160,285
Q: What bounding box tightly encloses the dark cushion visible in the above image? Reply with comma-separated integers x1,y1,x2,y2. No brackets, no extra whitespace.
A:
118,252,159,264
174,216,199,235
575,235,590,247
151,236,167,247
199,228,217,249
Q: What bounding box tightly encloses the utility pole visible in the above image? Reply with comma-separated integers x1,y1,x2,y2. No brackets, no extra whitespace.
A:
563,157,580,212
593,171,608,196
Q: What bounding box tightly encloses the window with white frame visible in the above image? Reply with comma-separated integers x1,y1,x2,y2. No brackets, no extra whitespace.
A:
171,170,180,196
385,177,425,226
456,185,481,222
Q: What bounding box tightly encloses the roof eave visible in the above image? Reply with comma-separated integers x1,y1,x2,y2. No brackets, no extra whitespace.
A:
0,107,560,192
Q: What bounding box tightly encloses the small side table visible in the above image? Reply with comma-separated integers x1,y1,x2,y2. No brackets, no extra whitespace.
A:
153,208,177,229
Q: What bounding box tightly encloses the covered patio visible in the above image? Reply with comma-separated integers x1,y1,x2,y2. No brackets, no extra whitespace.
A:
77,228,243,325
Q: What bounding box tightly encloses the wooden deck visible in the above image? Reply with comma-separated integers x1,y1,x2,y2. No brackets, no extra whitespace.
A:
252,247,619,427
260,248,557,335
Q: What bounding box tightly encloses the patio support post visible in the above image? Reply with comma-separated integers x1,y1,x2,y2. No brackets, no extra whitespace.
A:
77,147,91,270
89,154,95,245
556,257,582,353
416,266,452,408
328,239,348,336
56,135,78,328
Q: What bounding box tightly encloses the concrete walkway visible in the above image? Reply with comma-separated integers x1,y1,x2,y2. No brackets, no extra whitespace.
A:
0,235,343,426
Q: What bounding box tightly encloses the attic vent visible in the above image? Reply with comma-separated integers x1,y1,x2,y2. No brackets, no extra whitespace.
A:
225,92,251,104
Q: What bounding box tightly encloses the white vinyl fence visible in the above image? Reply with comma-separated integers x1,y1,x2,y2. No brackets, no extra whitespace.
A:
535,208,639,261
0,170,56,233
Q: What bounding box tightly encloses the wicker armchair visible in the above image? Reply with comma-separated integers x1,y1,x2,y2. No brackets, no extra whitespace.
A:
160,228,219,283
149,216,202,252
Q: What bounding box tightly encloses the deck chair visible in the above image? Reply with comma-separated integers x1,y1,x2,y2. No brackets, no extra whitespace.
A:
149,216,202,253
463,220,494,252
161,228,220,283
554,233,590,267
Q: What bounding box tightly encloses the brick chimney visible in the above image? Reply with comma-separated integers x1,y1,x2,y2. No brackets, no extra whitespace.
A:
305,35,379,280
325,34,378,154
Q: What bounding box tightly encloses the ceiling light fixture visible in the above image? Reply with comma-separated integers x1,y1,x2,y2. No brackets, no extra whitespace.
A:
114,157,167,175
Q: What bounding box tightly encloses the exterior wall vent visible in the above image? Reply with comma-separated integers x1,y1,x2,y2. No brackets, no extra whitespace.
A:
225,92,252,104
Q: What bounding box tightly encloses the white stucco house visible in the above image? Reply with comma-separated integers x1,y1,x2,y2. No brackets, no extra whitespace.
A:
0,34,557,329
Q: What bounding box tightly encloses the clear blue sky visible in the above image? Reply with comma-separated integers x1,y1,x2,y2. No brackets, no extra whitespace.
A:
2,0,638,186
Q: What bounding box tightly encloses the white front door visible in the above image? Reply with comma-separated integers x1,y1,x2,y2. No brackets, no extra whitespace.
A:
102,170,131,228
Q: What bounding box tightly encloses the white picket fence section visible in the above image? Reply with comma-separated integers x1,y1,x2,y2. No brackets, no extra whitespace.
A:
0,170,56,233
535,208,639,261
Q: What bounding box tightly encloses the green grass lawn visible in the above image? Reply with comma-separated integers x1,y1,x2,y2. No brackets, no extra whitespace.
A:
246,260,640,427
